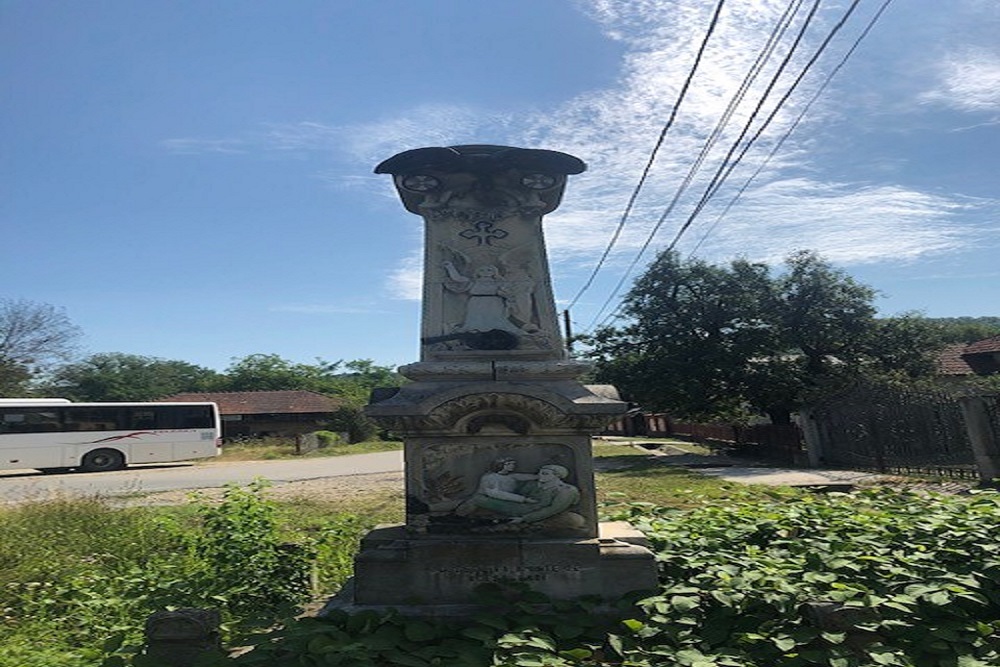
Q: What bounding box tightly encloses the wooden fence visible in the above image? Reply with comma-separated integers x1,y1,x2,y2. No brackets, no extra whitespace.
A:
602,414,805,464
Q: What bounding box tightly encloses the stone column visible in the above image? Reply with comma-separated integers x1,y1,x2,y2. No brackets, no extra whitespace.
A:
326,145,657,614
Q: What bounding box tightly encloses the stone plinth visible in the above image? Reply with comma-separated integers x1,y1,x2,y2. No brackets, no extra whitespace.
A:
324,522,656,616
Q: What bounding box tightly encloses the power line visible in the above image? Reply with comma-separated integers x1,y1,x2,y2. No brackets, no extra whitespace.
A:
595,0,870,331
563,0,729,313
587,0,824,331
660,0,865,261
687,0,897,256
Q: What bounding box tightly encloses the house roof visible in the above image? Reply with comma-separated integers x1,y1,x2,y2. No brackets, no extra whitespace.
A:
963,335,1000,355
158,390,343,415
936,334,1000,376
937,343,975,375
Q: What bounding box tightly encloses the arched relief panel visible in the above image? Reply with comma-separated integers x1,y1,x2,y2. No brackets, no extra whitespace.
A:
423,391,572,434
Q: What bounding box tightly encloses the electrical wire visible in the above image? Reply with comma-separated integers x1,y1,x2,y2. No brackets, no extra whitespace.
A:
587,0,825,331
563,0,729,314
687,0,897,256
660,0,865,258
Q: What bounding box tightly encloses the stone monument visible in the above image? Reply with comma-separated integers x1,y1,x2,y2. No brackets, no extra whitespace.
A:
332,144,657,613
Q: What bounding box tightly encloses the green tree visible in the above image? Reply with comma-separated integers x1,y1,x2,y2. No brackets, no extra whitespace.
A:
586,253,777,420
215,354,404,406
217,354,318,392
42,353,219,401
584,251,945,424
0,360,33,397
0,299,83,396
924,316,1000,344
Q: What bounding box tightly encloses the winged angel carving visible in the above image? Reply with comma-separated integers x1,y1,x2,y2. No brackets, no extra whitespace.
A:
439,242,548,348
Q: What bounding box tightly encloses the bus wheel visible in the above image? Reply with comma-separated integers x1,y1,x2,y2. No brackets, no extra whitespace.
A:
80,449,126,472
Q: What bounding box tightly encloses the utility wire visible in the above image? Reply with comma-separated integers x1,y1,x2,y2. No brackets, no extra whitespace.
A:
687,0,896,256
587,0,824,331
596,0,868,331
658,0,864,262
563,0,729,313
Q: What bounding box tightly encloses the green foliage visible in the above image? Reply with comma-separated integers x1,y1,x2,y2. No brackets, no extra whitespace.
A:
110,488,1000,667
924,317,1000,344
328,405,379,442
584,251,947,423
214,355,404,408
0,484,374,666
604,488,1000,666
40,351,220,401
186,480,314,622
0,358,33,396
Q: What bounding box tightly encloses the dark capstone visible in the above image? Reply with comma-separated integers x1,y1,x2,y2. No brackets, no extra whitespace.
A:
374,145,586,177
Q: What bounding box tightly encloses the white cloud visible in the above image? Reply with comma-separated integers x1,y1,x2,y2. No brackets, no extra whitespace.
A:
269,303,389,315
386,252,424,301
921,47,1000,113
161,138,247,154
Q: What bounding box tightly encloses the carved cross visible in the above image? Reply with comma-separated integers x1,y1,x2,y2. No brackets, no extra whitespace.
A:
460,221,509,246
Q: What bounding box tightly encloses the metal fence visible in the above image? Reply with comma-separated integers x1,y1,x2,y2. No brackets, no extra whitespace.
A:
804,386,981,480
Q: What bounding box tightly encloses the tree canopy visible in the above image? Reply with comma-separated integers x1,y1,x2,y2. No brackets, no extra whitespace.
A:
583,251,947,424
40,351,404,408
42,353,220,402
0,299,83,397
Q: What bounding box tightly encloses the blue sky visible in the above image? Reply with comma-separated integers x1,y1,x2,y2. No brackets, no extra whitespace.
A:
3,0,998,372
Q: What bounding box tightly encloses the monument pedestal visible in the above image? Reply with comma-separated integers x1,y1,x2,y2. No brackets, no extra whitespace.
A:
324,522,656,616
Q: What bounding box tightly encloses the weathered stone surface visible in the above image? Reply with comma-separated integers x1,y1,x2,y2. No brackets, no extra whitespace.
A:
144,608,222,667
329,145,656,615
344,523,657,607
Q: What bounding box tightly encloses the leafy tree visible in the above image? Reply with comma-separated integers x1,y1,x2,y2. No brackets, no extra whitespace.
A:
0,299,82,395
42,353,219,401
214,355,403,441
924,316,1000,343
586,253,776,420
584,251,945,424
0,361,33,397
217,354,318,392
216,354,404,407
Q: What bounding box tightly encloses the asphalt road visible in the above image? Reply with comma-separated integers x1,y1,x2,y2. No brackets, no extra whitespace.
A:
0,450,404,503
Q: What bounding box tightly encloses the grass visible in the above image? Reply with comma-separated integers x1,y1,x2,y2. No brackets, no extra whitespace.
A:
593,439,765,508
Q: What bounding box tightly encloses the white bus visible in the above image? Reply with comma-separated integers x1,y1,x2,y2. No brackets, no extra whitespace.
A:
0,401,221,473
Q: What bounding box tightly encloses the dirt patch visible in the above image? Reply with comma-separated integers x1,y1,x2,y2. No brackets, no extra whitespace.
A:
118,471,405,507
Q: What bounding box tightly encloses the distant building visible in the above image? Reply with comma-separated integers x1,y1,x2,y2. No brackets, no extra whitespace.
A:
937,335,1000,378
158,390,343,438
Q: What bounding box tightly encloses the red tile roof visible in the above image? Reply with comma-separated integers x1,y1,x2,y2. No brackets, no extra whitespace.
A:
158,390,342,415
936,334,1000,375
937,343,975,375
964,335,1000,355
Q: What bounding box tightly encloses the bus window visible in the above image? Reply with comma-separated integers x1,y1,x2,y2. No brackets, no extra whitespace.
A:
64,408,122,432
178,406,213,429
0,408,63,433
129,409,158,430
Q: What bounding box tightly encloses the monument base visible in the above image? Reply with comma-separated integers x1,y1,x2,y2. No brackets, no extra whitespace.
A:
320,521,658,618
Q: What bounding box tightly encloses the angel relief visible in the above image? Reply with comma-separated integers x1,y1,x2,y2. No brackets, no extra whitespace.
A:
438,242,550,349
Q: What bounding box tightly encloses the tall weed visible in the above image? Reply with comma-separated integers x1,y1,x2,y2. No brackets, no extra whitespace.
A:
0,482,372,666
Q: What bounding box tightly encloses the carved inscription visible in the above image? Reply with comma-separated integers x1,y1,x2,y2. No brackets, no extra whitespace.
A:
432,564,583,584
